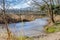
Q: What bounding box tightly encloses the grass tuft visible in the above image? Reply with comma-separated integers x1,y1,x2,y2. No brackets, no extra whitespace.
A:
45,27,56,33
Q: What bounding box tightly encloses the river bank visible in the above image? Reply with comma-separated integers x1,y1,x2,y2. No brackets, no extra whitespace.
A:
34,32,60,40
0,28,60,40
0,13,48,24
0,13,33,24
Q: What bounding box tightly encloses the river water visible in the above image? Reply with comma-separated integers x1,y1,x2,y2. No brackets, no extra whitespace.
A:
0,18,48,37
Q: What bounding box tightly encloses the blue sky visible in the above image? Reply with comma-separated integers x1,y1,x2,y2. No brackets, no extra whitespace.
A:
5,0,43,9
5,0,32,9
0,0,42,9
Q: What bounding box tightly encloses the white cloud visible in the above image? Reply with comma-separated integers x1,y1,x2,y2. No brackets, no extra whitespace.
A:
13,3,29,9
27,0,32,5
6,0,33,9
9,0,32,9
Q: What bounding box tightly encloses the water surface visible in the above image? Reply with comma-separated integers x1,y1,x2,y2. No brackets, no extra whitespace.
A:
8,18,48,36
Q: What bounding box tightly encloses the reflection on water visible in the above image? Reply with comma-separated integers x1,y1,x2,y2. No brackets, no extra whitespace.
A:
8,18,48,36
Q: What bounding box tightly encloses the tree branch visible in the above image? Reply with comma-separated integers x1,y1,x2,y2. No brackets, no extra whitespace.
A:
32,0,42,6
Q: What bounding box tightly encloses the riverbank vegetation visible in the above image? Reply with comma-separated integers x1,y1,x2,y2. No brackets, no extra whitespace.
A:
7,35,34,40
44,16,60,33
45,23,60,33
32,0,60,23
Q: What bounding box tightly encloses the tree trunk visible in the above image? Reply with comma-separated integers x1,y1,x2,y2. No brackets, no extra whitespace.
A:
2,0,11,40
51,10,55,23
50,0,55,23
5,24,11,40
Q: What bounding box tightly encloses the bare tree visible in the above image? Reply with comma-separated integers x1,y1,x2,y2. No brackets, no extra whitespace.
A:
31,0,55,23
2,0,11,40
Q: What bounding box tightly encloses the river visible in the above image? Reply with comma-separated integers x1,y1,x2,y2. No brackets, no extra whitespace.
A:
0,18,48,37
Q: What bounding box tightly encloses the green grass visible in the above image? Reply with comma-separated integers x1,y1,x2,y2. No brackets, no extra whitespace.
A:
17,36,34,40
45,27,56,33
45,23,60,33
7,35,34,40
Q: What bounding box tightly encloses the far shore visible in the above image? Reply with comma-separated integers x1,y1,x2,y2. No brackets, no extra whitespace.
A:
0,13,47,24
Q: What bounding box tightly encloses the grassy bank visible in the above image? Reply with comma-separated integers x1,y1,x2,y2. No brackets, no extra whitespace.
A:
45,22,60,33
8,36,34,40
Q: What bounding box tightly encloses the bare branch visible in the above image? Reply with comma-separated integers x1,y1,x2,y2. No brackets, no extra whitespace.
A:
32,0,42,6
42,0,49,7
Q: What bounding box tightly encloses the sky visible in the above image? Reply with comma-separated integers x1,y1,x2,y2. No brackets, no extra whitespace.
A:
0,0,42,9
0,0,59,10
5,0,32,9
